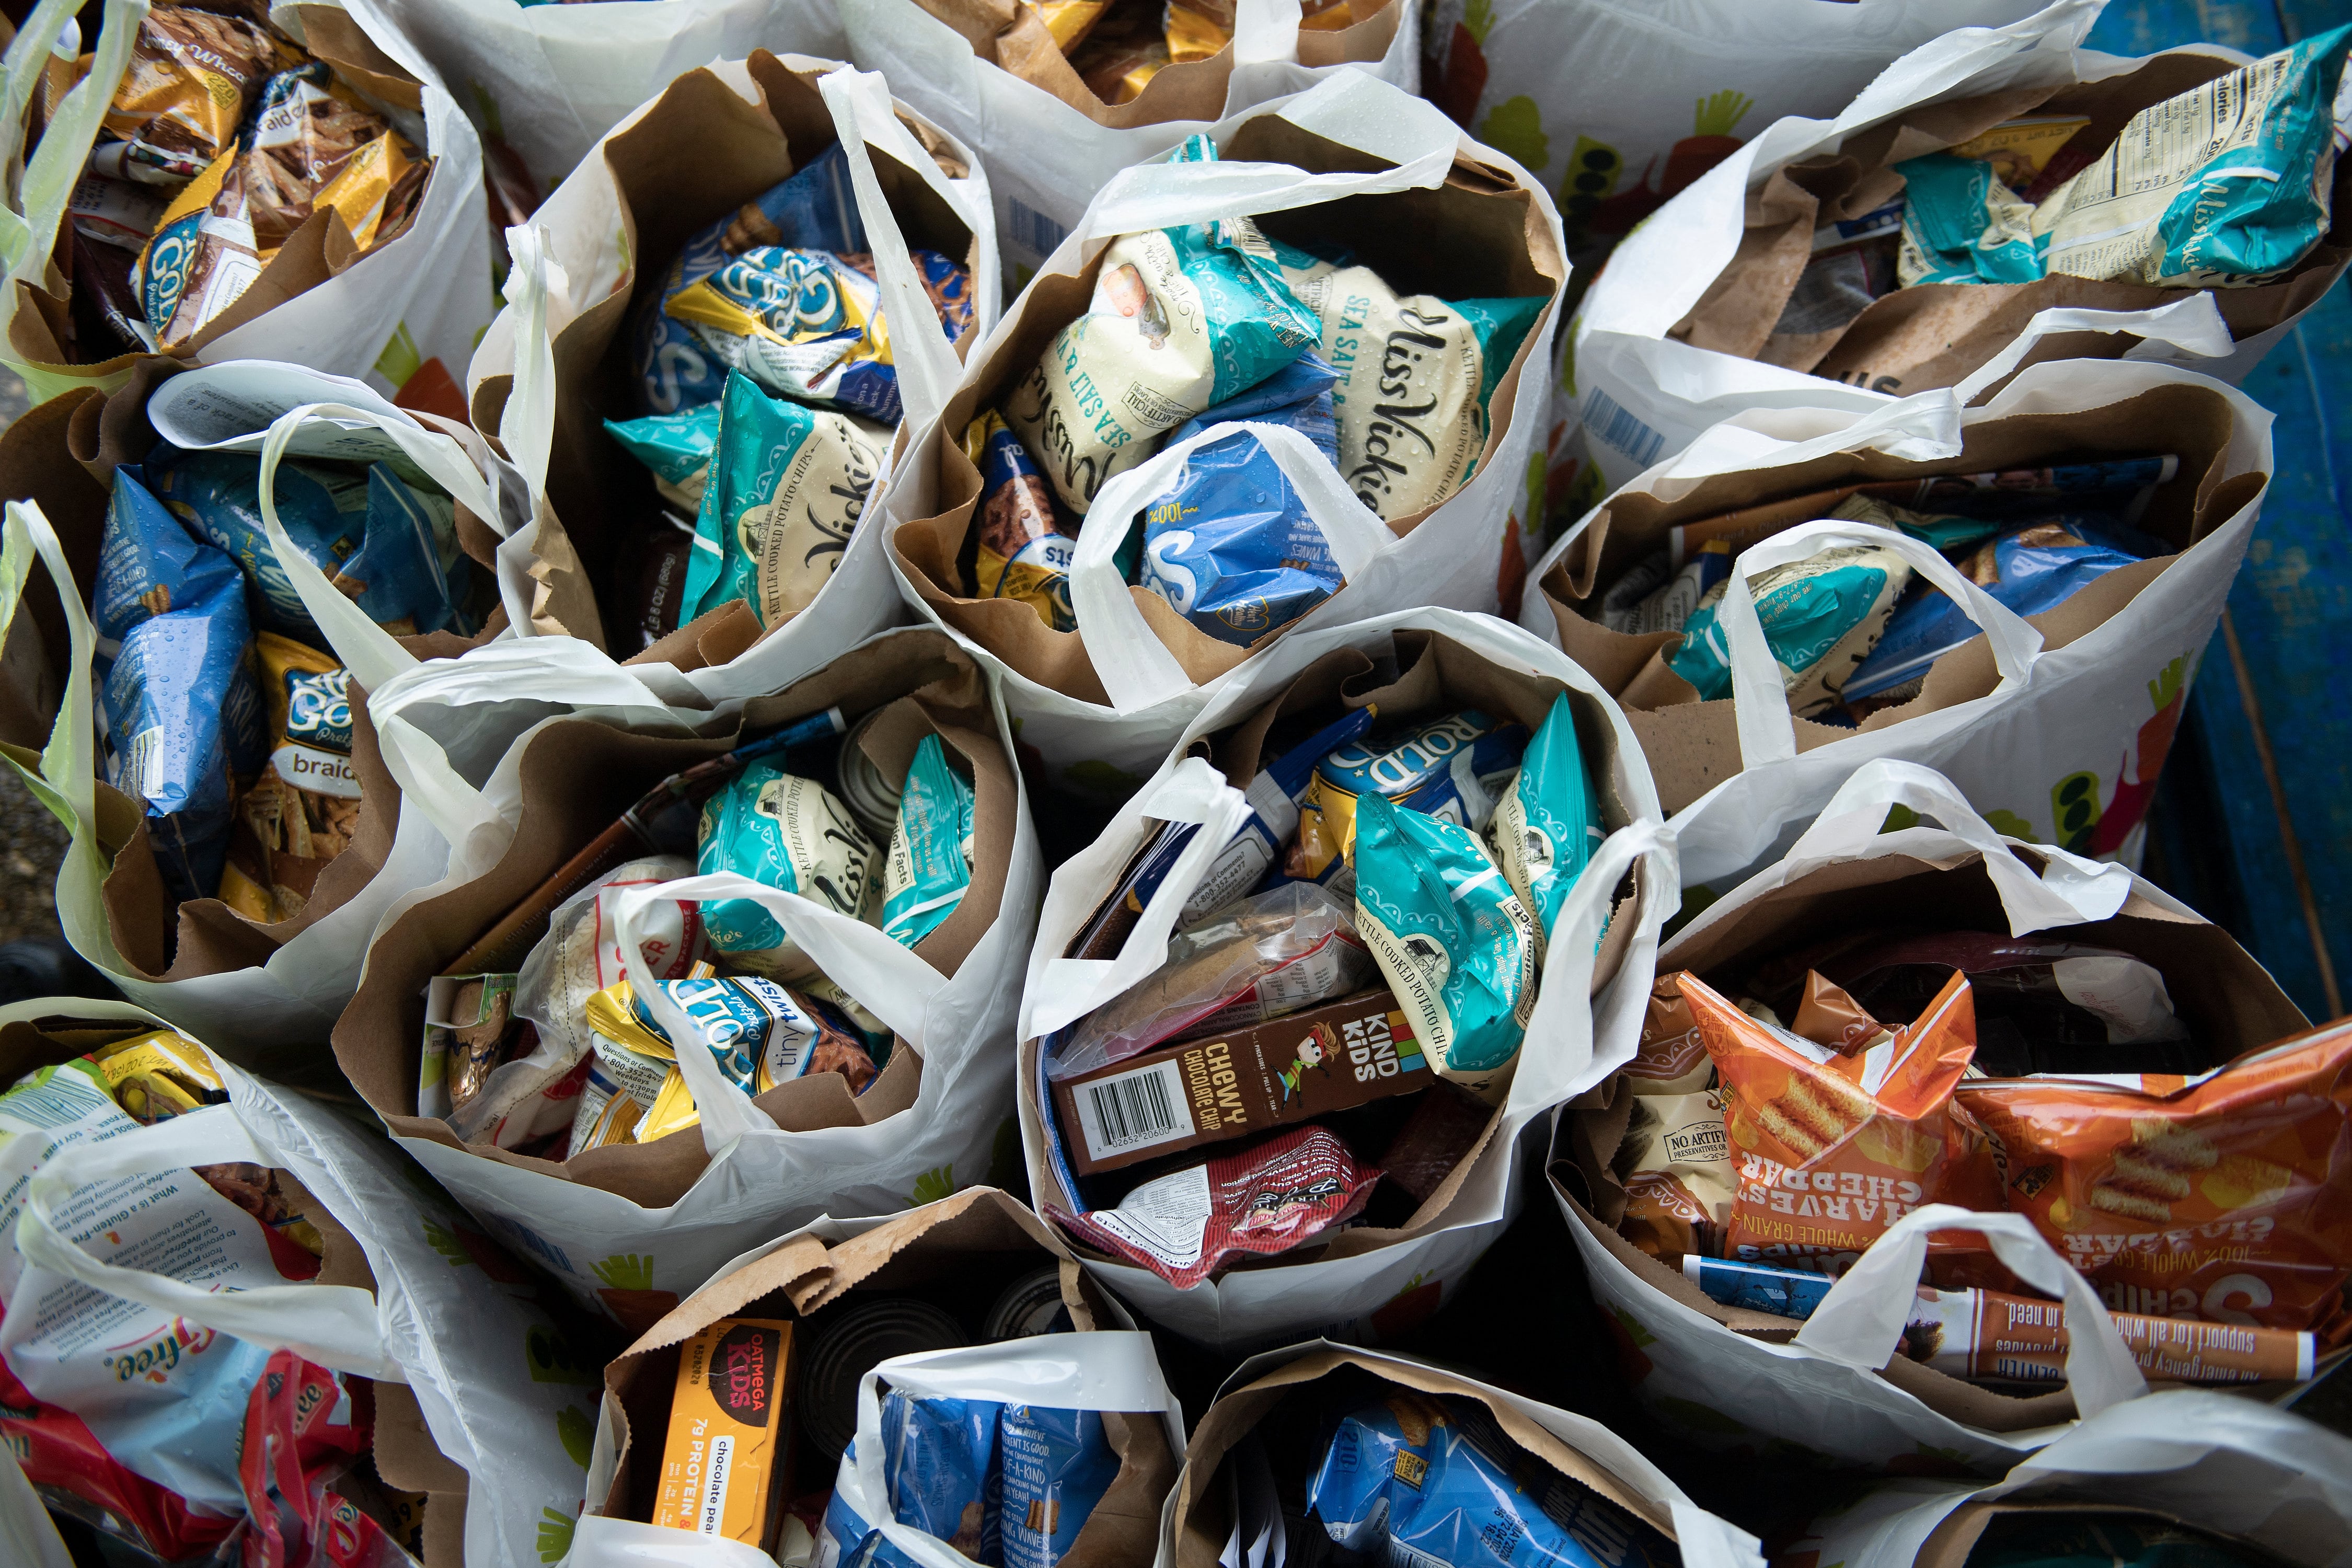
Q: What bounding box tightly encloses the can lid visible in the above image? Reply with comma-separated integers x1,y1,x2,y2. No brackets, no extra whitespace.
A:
982,1264,1073,1342
798,1296,969,1460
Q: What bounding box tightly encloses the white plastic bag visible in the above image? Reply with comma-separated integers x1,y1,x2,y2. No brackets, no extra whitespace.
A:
887,70,1566,793
1557,1,2339,493
3,998,593,1568
468,56,997,667
1520,358,2273,857
342,0,848,193
1019,607,1673,1351
0,0,493,405
1790,1390,2352,1565
836,0,1419,278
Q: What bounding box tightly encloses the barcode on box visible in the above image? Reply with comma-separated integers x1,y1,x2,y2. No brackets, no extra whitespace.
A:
1583,385,1665,469
1076,1059,1191,1160
1008,197,1070,260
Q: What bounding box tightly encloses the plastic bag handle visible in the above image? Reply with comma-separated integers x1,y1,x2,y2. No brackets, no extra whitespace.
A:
1025,757,1254,1042
0,502,98,840
1780,758,2134,931
1083,70,1459,237
608,871,952,1158
1068,420,1392,712
1950,295,2234,405
1792,1203,2146,1419
1716,517,2044,768
0,0,143,289
14,1103,403,1381
497,223,563,519
1511,818,1676,1113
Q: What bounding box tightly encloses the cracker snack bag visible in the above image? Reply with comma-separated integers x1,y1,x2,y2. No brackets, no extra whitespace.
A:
1959,1017,2352,1336
1684,968,2001,1275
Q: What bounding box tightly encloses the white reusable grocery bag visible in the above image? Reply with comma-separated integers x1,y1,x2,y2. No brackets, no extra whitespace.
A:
1162,1341,1764,1568
886,69,1566,793
0,0,493,405
1791,1390,2352,1565
1557,0,2326,493
837,0,1420,278
341,0,848,194
468,58,996,668
1520,356,2273,858
1018,607,1675,1351
4,998,593,1568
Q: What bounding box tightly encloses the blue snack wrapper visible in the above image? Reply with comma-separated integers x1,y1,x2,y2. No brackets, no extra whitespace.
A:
1308,1394,1678,1568
1137,429,1343,648
879,734,975,949
665,246,903,425
1490,692,1605,944
99,470,266,905
998,1403,1116,1568
141,445,469,640
632,143,867,416
881,1391,999,1560
1163,352,1339,458
1353,792,1537,1104
696,759,878,962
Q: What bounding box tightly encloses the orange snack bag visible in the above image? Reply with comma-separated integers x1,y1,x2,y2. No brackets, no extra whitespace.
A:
1958,1016,2352,1338
1683,968,2001,1276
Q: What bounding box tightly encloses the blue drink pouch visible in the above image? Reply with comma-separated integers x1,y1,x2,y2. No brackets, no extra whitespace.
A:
684,371,889,629
696,759,878,970
1490,693,1605,947
605,402,722,512
1353,792,1536,1104
998,1403,1116,1568
632,144,867,416
879,734,975,949
98,470,266,905
1309,1394,1678,1568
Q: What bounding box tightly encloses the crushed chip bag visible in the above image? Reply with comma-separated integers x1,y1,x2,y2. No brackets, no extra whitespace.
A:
606,402,722,512
1006,134,1319,513
965,407,1081,630
1489,693,1604,949
681,371,889,629
696,759,879,973
1288,708,1528,886
1619,1086,1737,1262
1665,539,1912,716
1685,968,2001,1278
879,734,976,949
1352,791,1537,1105
218,633,362,924
1894,150,2042,287
87,1029,228,1125
666,246,904,425
1957,1015,2352,1334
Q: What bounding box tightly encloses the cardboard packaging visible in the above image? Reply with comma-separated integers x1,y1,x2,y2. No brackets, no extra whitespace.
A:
1048,988,1425,1175
652,1316,797,1548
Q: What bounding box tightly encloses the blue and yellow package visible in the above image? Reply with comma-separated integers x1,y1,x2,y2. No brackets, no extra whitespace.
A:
1286,709,1528,886
879,735,975,949
1136,429,1343,647
1352,792,1536,1104
880,1391,998,1560
665,247,897,424
1490,693,1604,946
1007,135,1320,514
1842,517,2157,704
1665,539,1912,717
683,371,889,629
696,759,878,971
605,402,722,512
1893,151,2043,286
632,144,867,416
998,1403,1116,1568
1308,1394,1678,1568
967,408,1082,630
98,471,266,906
140,445,470,640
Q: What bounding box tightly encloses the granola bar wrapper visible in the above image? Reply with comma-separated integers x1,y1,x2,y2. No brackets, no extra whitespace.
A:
1684,968,2001,1278
101,7,293,184
218,633,362,924
1957,1017,2352,1338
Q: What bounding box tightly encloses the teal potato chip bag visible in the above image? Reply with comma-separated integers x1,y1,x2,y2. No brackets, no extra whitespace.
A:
1666,540,1912,717
696,760,878,974
1006,135,1320,514
605,402,721,512
684,370,890,629
879,734,975,949
1489,693,1604,948
1894,152,2043,286
1352,792,1537,1105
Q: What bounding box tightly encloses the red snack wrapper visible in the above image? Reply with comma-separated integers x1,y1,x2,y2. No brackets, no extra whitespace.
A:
236,1350,405,1568
1685,968,2002,1276
1957,1016,2352,1337
0,1356,236,1562
1052,1124,1380,1288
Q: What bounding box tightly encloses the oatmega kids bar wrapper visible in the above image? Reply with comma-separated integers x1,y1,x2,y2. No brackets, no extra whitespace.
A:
1684,968,2002,1276
652,1317,796,1548
1957,1016,2352,1335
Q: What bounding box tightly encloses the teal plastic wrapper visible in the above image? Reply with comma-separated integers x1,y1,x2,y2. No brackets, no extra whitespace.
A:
1894,152,2042,286
879,734,975,949
1352,792,1537,1105
1666,541,1911,717
695,760,878,970
1490,693,1604,948
683,371,889,628
605,402,721,512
